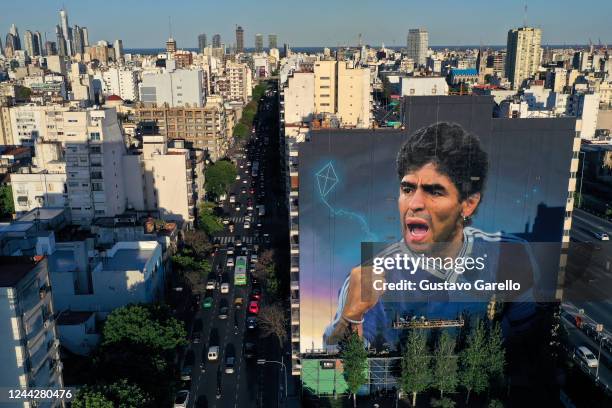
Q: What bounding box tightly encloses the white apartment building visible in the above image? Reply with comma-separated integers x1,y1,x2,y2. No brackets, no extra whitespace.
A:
407,28,429,67
314,60,337,114
0,256,64,408
401,77,449,96
140,68,204,107
100,67,139,101
64,108,127,224
122,134,198,225
336,61,371,128
283,72,315,124
226,62,252,103
568,93,600,140
11,172,67,214
505,27,542,89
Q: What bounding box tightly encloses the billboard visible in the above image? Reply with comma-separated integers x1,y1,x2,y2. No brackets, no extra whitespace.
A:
298,96,576,355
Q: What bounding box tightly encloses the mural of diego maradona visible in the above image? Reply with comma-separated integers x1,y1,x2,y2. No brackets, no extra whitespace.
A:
324,122,541,349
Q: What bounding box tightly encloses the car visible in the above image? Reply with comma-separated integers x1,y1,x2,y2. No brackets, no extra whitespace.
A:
225,356,235,374
208,346,219,361
251,254,258,264
235,174,240,180
192,319,203,343
248,300,260,314
222,216,230,224
206,279,217,290
202,295,213,309
235,203,241,212
174,390,190,408
251,287,262,301
594,231,610,241
246,316,258,329
242,178,248,184
241,187,247,194
218,306,229,320
220,282,230,293
235,236,242,246
226,245,234,255
576,346,598,367
249,187,255,194
239,164,244,169
181,349,195,380
234,297,244,309
244,222,250,229
244,342,258,359
226,257,234,268
247,203,254,211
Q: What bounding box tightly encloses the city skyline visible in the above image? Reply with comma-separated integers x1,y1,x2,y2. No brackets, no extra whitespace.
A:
2,0,611,49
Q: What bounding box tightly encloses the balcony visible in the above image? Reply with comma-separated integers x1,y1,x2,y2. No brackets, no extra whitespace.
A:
291,310,300,325
290,244,299,255
290,299,300,309
291,280,300,291
291,332,300,342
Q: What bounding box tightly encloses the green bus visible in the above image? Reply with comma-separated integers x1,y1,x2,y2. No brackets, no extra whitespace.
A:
234,256,247,286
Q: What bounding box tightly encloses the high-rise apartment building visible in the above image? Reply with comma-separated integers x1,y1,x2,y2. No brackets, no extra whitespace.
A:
135,100,229,160
406,28,428,67
72,25,85,55
0,256,64,404
255,33,264,53
212,34,221,48
23,30,36,57
113,39,123,61
64,108,127,224
140,69,204,107
9,23,21,50
82,27,89,47
225,61,253,103
101,67,139,101
505,27,543,89
235,26,244,53
55,25,67,56
34,31,44,56
198,34,207,53
269,34,278,50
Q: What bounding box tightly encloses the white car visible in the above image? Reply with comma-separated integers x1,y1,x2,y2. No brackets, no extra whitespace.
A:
576,346,599,368
594,231,610,241
208,346,219,361
235,174,241,180
227,246,234,255
173,390,189,408
226,257,234,268
244,222,250,229
206,280,217,290
220,283,230,293
250,254,258,264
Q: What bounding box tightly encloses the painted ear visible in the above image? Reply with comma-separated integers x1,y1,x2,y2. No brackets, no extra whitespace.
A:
461,192,481,218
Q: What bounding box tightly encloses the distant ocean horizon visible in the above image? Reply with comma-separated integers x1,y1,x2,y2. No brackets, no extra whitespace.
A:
125,44,589,55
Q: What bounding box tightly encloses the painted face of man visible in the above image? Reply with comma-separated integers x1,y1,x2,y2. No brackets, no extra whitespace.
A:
398,163,480,257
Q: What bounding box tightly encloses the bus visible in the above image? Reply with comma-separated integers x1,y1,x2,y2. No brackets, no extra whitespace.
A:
234,256,247,286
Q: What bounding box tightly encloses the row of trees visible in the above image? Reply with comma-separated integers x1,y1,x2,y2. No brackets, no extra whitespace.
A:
233,83,267,139
72,304,188,407
340,320,506,407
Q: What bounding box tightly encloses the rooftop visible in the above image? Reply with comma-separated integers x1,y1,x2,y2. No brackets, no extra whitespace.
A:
103,242,159,271
0,256,44,287
17,207,66,223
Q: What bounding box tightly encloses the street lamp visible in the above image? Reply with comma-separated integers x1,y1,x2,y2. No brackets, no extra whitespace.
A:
257,358,288,400
596,323,604,379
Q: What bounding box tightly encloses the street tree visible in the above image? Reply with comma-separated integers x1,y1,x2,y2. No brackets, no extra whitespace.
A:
182,229,212,257
401,329,431,407
257,303,287,348
432,331,458,398
486,322,505,381
197,202,223,235
105,379,152,408
340,331,368,408
233,123,249,139
460,319,489,404
72,388,114,408
205,161,237,198
430,397,456,408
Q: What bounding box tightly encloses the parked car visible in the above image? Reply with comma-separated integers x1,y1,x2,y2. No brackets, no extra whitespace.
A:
173,390,190,408
576,346,599,368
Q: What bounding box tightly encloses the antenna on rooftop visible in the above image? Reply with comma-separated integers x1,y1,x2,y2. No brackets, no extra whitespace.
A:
523,3,528,27
168,16,172,38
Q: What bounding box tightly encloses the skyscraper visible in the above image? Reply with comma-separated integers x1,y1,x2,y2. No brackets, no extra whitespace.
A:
82,27,89,47
268,34,278,49
23,30,35,57
406,28,428,67
235,26,244,53
55,25,67,56
212,34,221,48
505,26,542,89
255,33,263,53
198,34,207,53
45,41,57,56
34,31,44,56
9,24,21,50
114,39,124,61
72,25,85,55
59,8,72,55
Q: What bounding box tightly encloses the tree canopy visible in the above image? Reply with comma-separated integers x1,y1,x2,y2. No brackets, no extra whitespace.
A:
340,331,368,408
197,201,223,235
204,161,237,198
0,185,14,220
401,329,431,407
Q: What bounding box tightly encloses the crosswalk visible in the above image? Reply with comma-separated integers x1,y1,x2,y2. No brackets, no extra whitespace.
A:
215,236,260,244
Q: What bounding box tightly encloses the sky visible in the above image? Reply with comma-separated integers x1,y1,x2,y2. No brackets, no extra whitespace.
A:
1,0,611,49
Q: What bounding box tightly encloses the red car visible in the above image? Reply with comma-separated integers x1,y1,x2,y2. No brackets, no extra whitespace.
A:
248,300,260,314
249,187,255,194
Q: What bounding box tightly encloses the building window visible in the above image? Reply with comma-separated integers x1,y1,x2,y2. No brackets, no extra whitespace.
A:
90,132,101,140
